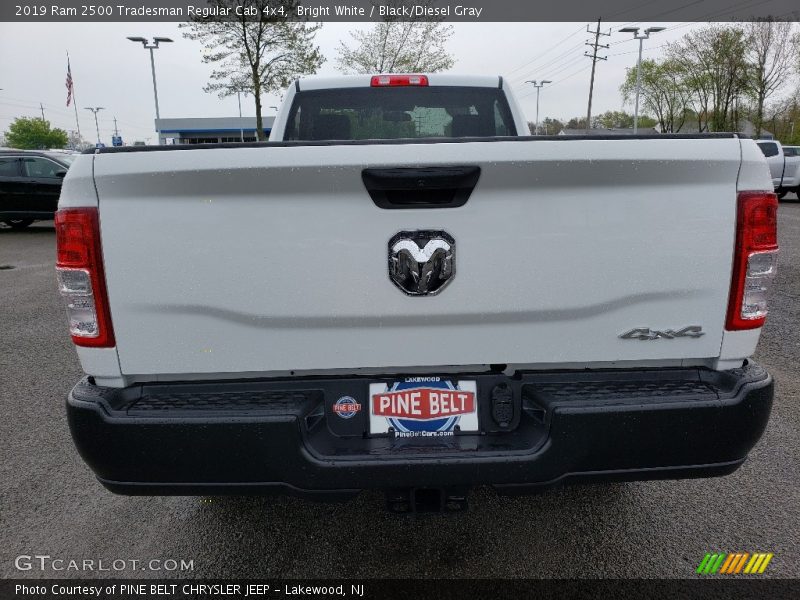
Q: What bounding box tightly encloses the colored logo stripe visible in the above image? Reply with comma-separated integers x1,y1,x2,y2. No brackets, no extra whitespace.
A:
697,553,726,574
697,552,773,574
744,553,774,574
720,553,737,573
733,553,749,574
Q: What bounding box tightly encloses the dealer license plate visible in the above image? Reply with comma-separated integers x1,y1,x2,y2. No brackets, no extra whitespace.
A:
368,378,479,437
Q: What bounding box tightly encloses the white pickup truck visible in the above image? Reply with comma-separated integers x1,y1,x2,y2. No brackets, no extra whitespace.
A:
58,74,777,512
757,139,800,198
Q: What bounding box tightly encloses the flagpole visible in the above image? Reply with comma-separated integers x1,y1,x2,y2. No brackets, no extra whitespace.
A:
67,50,82,143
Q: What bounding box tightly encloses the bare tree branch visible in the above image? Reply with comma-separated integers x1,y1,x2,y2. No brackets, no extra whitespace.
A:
181,0,324,140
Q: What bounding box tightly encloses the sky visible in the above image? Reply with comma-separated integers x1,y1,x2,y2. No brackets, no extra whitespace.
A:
0,21,706,143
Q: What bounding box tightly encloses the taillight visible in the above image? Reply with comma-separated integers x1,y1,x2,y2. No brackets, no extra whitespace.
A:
725,191,779,330
55,208,115,347
370,74,429,87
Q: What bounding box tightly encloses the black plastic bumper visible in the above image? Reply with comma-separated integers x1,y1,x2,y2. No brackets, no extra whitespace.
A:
66,362,773,498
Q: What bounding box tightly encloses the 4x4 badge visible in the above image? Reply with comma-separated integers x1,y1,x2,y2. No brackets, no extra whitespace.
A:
620,326,705,340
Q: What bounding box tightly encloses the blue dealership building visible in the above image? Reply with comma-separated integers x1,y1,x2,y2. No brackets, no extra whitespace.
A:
153,116,276,145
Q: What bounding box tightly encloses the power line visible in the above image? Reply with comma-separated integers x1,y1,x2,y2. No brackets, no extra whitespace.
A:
638,0,776,32
511,40,589,84
514,3,786,125
515,54,588,96
550,64,593,88
0,98,150,131
543,55,588,80
612,0,787,56
608,43,668,57
505,24,587,78
608,37,637,48
512,25,639,88
518,55,588,97
505,0,679,84
0,99,73,116
505,0,714,102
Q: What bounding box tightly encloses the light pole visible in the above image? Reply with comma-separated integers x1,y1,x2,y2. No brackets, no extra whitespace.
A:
619,26,665,134
237,91,244,142
127,36,173,144
525,80,551,135
84,107,104,145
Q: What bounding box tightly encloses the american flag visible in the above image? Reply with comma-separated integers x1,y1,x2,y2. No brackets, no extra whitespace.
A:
66,59,74,107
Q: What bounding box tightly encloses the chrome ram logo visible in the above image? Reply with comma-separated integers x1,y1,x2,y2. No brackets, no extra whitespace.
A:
388,230,455,296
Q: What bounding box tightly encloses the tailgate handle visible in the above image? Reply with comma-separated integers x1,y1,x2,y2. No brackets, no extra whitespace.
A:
362,166,480,209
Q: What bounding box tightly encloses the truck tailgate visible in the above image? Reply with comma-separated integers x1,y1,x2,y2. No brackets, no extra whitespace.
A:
92,138,741,377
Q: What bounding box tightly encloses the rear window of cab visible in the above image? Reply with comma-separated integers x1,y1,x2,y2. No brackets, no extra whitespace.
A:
757,142,779,157
284,86,516,141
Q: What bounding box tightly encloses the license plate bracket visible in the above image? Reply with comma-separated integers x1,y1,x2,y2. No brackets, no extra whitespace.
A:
368,378,479,437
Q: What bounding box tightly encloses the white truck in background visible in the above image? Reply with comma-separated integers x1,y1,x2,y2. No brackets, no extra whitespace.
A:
757,139,800,198
58,74,777,512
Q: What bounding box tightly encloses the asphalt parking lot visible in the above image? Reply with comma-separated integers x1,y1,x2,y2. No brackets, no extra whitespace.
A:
1,199,798,579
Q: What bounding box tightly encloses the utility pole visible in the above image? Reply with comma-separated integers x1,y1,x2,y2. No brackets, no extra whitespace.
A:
39,103,46,120
584,19,610,134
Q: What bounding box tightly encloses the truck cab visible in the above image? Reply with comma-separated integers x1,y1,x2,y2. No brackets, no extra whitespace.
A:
756,139,800,198
269,74,528,142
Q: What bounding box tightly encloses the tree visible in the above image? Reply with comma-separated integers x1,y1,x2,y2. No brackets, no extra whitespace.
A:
668,25,750,132
745,19,797,137
66,130,90,150
764,96,800,144
796,29,800,75
182,0,324,140
593,110,656,129
529,117,563,135
561,113,654,131
4,117,68,149
336,2,454,74
565,116,589,130
595,110,632,129
675,65,712,132
621,59,690,133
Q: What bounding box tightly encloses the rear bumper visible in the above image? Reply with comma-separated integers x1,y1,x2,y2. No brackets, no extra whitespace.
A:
67,362,773,498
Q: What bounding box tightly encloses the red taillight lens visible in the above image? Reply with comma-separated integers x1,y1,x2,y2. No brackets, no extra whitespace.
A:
370,74,429,87
725,191,779,331
55,208,115,347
